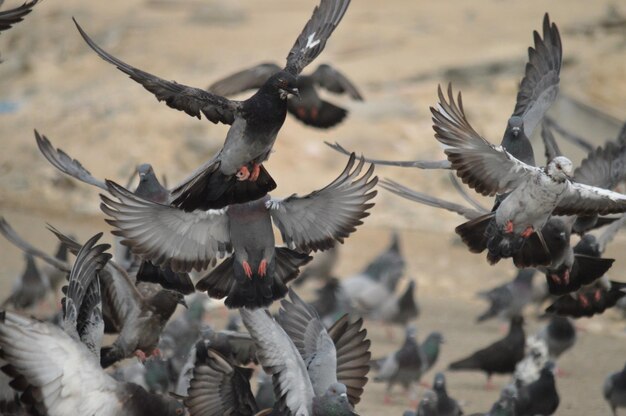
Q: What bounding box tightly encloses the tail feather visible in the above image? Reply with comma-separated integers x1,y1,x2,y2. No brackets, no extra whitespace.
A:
449,355,480,371
172,162,276,211
511,231,551,268
455,213,494,253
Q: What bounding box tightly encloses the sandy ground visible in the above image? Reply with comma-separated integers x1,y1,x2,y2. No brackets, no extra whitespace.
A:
1,0,626,414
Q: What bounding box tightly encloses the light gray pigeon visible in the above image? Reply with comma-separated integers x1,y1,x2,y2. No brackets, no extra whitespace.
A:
431,84,626,266
0,234,187,416
73,0,352,211
604,362,626,416
101,153,376,308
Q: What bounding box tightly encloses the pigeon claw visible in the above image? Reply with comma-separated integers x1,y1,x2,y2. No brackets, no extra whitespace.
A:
236,166,251,181
249,163,261,182
242,260,253,279
151,348,161,358
578,294,590,308
520,226,534,238
310,106,318,120
134,350,147,363
562,269,570,285
594,289,602,302
258,259,267,277
504,220,514,234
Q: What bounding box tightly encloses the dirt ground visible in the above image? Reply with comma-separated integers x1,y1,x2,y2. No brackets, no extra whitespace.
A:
1,0,626,414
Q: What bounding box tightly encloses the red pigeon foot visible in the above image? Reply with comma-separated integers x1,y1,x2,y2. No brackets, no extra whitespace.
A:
258,259,267,277
520,226,534,238
249,163,261,181
504,220,514,234
242,261,253,278
134,350,147,362
236,166,251,181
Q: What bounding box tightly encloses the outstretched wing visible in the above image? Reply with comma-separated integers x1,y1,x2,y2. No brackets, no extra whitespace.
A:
34,130,108,191
512,13,562,139
310,64,363,99
325,141,451,169
207,62,281,96
379,178,485,220
100,180,231,272
73,19,241,125
269,153,377,252
285,0,351,75
541,122,563,163
0,0,38,33
572,141,626,190
432,84,541,196
554,182,626,216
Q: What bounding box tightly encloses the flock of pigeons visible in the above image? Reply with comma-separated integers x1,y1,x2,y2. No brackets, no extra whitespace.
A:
0,0,626,415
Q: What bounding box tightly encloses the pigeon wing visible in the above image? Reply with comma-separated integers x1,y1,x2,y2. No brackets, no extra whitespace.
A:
326,141,451,169
553,182,626,216
310,64,363,99
269,153,377,252
0,0,37,33
432,84,542,196
74,19,242,125
207,62,281,96
285,0,351,75
100,180,231,273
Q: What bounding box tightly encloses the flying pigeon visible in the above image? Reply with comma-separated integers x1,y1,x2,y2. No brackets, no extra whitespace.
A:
431,84,626,266
449,316,525,389
73,0,352,211
0,0,39,60
208,62,363,129
0,234,187,416
101,153,376,309
604,362,626,416
545,278,626,318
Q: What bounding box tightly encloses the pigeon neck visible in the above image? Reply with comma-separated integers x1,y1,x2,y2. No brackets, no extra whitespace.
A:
22,256,41,283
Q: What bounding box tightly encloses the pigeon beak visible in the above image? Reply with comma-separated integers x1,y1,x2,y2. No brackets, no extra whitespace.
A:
178,298,188,309
289,87,300,98
340,393,347,398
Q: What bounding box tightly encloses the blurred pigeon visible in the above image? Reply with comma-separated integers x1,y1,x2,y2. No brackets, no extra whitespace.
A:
402,389,438,416
373,326,427,402
102,153,376,308
513,336,549,385
420,332,445,375
546,278,626,318
0,233,186,415
432,84,626,267
604,362,626,416
515,363,559,416
476,268,536,323
2,253,49,310
310,277,352,326
432,372,463,416
449,316,525,389
295,244,339,286
73,0,352,211
470,384,517,416
209,63,363,129
255,370,276,410
536,316,576,363
372,279,419,326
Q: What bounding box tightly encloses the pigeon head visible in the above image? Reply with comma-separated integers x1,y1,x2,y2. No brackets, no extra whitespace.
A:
508,116,523,137
137,163,154,178
426,331,444,345
404,325,418,340
433,372,447,391
574,234,601,257
418,390,438,412
324,382,349,401
150,290,188,319
546,156,573,182
269,71,300,99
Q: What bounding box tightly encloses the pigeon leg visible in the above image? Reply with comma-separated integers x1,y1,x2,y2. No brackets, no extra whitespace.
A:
258,259,267,277
134,350,147,362
310,106,319,120
550,274,561,284
249,163,261,181
562,269,570,285
520,226,534,238
242,261,253,279
578,294,590,308
504,220,514,233
484,375,495,390
296,107,306,119
593,289,602,302
236,166,251,181
151,348,161,358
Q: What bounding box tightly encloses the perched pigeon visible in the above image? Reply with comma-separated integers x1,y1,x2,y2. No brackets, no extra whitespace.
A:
0,234,187,416
470,385,517,416
515,363,559,416
2,253,49,310
536,316,576,363
373,279,419,326
432,84,626,266
432,372,463,416
373,326,428,401
101,153,376,308
513,336,549,385
420,332,445,375
208,63,363,129
604,362,626,416
476,268,536,323
73,0,352,211
449,316,525,389
402,389,438,416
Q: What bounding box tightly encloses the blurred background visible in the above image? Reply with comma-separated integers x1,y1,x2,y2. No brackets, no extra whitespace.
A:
0,0,625,414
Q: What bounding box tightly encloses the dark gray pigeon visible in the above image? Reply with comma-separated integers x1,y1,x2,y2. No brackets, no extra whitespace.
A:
295,244,339,286
604,362,626,416
309,277,352,327
402,389,438,416
469,385,517,416
373,279,419,326
2,253,49,310
432,372,463,416
209,62,363,129
449,316,525,389
101,153,376,309
514,362,559,416
476,268,536,323
73,0,351,211
535,316,576,363
432,84,626,266
0,233,186,416
420,332,445,375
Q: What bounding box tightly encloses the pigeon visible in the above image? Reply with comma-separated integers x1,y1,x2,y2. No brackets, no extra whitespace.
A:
1,253,50,310
0,233,187,416
431,84,626,267
449,316,525,389
295,244,339,286
73,0,352,211
309,277,352,326
373,326,428,401
192,289,369,415
255,370,276,410
514,362,559,416
208,63,363,129
604,362,626,416
101,153,376,308
513,336,549,385
420,332,445,375
402,389,438,416
470,385,517,416
476,268,536,323
432,372,463,416
545,278,626,318
535,316,576,363
0,0,39,59
373,279,419,326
